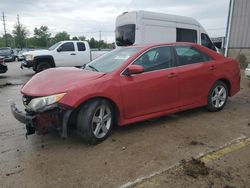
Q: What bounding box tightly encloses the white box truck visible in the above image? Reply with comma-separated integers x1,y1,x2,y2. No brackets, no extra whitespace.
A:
115,10,217,51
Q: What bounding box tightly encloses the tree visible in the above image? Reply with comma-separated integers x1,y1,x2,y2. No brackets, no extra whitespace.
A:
53,31,70,43
34,26,51,47
71,36,79,40
88,37,98,48
78,35,86,41
12,23,28,49
3,33,14,47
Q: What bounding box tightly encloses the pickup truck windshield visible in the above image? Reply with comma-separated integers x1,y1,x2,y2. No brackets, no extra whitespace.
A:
48,42,62,50
85,47,142,73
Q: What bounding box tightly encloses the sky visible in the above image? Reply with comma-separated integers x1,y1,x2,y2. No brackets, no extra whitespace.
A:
0,0,230,43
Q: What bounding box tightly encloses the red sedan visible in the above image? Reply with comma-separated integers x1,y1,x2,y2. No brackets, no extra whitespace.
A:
11,43,240,144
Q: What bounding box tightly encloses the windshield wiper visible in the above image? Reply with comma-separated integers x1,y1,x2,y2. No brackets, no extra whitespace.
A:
87,65,99,72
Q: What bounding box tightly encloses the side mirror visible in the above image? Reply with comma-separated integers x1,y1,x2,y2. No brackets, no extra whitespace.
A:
124,65,144,76
57,46,62,52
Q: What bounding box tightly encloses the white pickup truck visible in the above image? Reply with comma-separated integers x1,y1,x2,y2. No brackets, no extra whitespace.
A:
21,41,109,72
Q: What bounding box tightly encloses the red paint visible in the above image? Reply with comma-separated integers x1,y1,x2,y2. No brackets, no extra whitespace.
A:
21,43,240,126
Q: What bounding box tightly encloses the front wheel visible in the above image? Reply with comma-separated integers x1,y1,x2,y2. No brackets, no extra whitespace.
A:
35,62,52,73
77,99,114,145
207,81,228,112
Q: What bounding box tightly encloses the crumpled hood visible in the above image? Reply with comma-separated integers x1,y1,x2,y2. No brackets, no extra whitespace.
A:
23,50,51,56
21,67,105,96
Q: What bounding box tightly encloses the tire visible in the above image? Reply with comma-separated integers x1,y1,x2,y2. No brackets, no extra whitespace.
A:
36,62,52,73
77,99,114,145
206,81,228,112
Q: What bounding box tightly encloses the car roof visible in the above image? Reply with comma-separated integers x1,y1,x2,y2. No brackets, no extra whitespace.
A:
123,42,224,60
129,42,196,48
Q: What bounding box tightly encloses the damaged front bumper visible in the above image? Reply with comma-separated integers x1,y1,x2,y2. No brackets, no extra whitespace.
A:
10,102,73,138
21,60,33,69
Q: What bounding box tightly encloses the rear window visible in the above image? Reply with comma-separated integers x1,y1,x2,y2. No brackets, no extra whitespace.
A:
116,24,135,46
77,42,86,51
174,46,212,65
177,28,197,43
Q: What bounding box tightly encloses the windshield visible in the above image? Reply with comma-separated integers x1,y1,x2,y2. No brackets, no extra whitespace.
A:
116,24,135,46
85,47,142,73
48,42,62,50
0,48,11,54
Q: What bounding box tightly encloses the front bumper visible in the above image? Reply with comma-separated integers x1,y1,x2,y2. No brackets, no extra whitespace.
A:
21,60,34,69
10,102,73,138
4,56,14,62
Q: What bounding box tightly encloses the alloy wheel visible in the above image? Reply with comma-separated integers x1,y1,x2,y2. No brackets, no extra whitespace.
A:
211,85,227,108
92,104,112,138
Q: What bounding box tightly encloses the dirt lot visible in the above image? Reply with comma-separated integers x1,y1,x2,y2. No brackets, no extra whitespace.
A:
0,62,250,188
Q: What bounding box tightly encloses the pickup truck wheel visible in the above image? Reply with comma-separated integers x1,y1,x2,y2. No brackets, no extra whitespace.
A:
36,62,51,73
206,81,228,112
77,99,114,145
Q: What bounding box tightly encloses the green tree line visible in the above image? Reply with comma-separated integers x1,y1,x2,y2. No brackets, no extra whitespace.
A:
0,25,113,49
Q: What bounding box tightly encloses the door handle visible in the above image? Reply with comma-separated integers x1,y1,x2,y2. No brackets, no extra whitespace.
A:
70,53,76,55
209,65,215,70
167,73,177,78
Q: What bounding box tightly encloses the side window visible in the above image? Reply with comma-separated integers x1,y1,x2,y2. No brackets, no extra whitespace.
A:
177,28,197,43
77,42,86,51
60,42,75,52
133,46,173,72
175,46,211,65
201,33,216,51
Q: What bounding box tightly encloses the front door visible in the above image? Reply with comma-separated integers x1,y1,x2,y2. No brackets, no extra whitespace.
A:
120,46,180,119
53,42,78,66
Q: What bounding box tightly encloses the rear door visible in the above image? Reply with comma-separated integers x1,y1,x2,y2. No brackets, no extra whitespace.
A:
75,42,91,66
173,45,216,108
120,46,180,119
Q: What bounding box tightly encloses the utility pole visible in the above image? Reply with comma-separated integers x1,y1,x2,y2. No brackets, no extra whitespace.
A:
2,12,8,46
17,14,20,26
99,30,102,41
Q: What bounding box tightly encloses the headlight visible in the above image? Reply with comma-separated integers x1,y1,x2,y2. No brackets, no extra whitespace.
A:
26,93,66,112
25,54,34,61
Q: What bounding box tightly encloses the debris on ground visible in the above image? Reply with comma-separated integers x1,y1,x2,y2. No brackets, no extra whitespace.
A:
5,169,24,176
0,82,23,88
181,158,209,178
189,140,205,146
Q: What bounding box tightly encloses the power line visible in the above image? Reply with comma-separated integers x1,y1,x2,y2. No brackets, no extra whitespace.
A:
2,12,8,46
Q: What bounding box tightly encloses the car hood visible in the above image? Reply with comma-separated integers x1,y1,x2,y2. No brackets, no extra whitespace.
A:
23,50,51,56
21,67,106,96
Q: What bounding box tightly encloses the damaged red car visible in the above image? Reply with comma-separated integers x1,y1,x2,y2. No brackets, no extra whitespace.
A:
11,43,240,144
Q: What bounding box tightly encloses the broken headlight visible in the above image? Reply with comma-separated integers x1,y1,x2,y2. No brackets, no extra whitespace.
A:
26,93,66,112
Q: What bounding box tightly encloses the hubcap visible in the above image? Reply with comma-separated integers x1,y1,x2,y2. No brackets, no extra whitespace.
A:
211,85,227,108
92,104,112,138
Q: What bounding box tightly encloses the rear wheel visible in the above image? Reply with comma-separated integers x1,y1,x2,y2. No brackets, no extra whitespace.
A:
36,62,51,73
77,99,114,144
207,81,228,111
